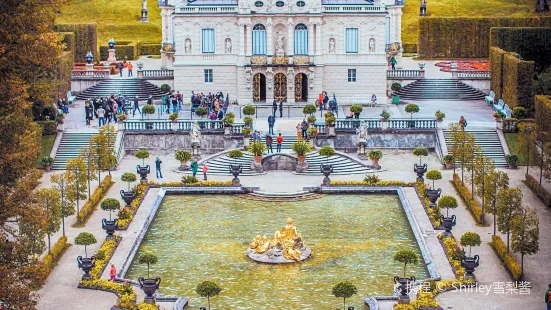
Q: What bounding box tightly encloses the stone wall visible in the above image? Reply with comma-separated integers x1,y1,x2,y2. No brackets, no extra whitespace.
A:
317,131,437,152
124,132,243,155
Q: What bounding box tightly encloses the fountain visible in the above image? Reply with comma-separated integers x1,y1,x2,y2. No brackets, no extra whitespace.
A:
246,218,311,263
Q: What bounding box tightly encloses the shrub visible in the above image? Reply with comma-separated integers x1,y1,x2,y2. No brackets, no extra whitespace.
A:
443,154,455,163
75,232,97,257
195,107,208,118
242,127,252,137
117,114,127,121
121,172,137,191
100,198,120,221
243,117,253,126
227,149,244,159
493,111,504,119
168,113,178,121
247,141,266,156
364,174,380,184
380,110,390,120
413,147,428,157
77,175,114,224
512,106,528,119
426,169,442,188
142,105,155,115
460,232,482,256
438,195,458,217
182,175,198,184
318,146,335,159
452,174,483,223
302,104,316,115
36,120,57,135
491,235,522,280
391,82,402,92
291,140,312,156
325,115,336,125
435,110,446,120
175,150,192,163
368,150,383,160
222,114,234,125
505,154,519,166
242,105,256,116
135,150,150,162
306,115,316,123
307,127,319,137
349,104,363,114
41,156,54,167
160,84,171,93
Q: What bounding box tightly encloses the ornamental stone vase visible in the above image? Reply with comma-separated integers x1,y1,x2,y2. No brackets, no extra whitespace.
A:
413,163,427,182
440,215,456,237
230,164,243,186
327,125,336,137
461,255,480,280
224,125,232,135
136,165,150,182
320,164,333,186
425,188,442,207
120,190,136,208
102,219,118,239
394,276,416,302
77,255,96,280
138,277,161,304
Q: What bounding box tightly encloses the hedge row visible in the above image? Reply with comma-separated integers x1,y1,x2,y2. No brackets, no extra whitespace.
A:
76,175,114,225
451,173,483,224
53,24,97,62
491,235,522,281
36,121,58,136
490,27,551,72
502,53,534,111
140,43,162,55
36,236,70,288
59,32,75,54
99,42,162,61
418,17,551,58
54,51,74,100
490,47,506,99
402,42,417,54
535,95,551,133
525,172,551,207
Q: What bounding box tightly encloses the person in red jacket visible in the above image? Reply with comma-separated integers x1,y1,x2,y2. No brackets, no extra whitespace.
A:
202,163,208,181
276,133,283,153
109,264,116,282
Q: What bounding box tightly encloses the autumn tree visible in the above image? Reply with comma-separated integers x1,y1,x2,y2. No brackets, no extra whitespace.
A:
496,188,524,252
51,173,76,236
450,123,479,184
88,133,109,185
511,207,540,278
66,157,88,215
0,0,67,307
518,123,538,176
33,188,62,253
485,171,510,235
473,155,495,224
79,147,98,198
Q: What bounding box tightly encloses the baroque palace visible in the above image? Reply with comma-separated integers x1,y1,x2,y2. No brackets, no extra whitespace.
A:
159,0,403,104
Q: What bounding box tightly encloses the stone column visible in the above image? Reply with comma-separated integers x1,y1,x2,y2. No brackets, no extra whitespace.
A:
246,23,253,56
308,23,314,56
238,22,246,56
287,18,294,57
315,23,322,56
267,17,273,56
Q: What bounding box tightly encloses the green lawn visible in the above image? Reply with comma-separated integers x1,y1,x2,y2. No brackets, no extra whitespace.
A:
504,132,529,165
37,135,57,168
55,0,162,45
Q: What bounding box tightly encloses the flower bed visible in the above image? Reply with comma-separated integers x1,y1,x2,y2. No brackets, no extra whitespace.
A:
329,180,415,186
90,235,121,279
414,182,442,229
451,174,483,224
524,173,551,207
35,236,71,288
489,235,522,281
437,234,466,280
76,175,115,226
435,60,489,72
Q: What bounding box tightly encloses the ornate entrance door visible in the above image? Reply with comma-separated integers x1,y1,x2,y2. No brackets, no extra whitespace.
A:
274,73,287,102
253,73,266,102
295,73,308,102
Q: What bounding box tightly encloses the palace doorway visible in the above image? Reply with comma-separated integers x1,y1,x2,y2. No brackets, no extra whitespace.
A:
295,73,308,102
253,73,266,102
274,73,287,102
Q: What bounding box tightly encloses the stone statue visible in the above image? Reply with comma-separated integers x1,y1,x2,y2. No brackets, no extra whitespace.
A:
245,68,252,89
248,218,309,262
307,68,315,88
369,38,375,53
329,39,335,53
276,31,285,53
190,121,201,144
225,39,232,53
185,39,191,54
357,120,368,143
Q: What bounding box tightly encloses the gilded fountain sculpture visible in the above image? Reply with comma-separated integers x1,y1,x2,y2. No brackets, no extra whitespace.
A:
246,218,311,263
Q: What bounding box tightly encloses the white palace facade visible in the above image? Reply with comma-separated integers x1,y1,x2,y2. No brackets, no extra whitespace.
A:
159,0,403,104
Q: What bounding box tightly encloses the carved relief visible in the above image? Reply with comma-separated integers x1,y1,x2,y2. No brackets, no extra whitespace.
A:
329,38,335,53
185,38,191,54
307,68,315,89
287,68,295,89
225,38,232,53
266,69,274,90
245,68,253,89
369,38,375,53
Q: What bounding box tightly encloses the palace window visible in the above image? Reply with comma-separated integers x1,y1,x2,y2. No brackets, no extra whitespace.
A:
296,1,305,7
345,28,358,53
294,24,308,55
202,29,215,53
275,1,285,7
204,69,213,83
348,69,356,82
252,24,267,55
255,1,264,7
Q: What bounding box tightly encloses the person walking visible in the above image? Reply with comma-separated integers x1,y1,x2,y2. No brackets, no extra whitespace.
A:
132,96,141,116
296,123,302,141
191,160,199,178
272,100,278,117
276,133,283,153
118,62,124,77
279,100,283,118
171,95,178,114
85,102,91,125
301,119,308,139
546,283,551,310
390,56,397,70
268,114,275,135
266,134,273,153
459,115,467,129
155,157,163,179
202,163,208,181
109,264,117,282
96,105,105,127
127,62,133,77
147,95,153,105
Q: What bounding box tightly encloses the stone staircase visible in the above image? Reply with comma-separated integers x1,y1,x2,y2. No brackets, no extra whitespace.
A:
76,79,166,100
443,129,506,167
52,132,97,170
238,191,326,202
393,79,486,100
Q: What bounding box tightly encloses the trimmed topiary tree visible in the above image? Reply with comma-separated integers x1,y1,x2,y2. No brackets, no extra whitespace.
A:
138,251,158,279
318,146,335,162
121,172,137,191
413,147,428,165
195,106,208,119
438,195,458,217
243,105,256,116
142,105,155,120
405,104,419,120
302,104,317,116
75,232,97,258
393,249,419,278
135,149,150,166
196,281,222,310
227,149,244,164
175,150,192,169
100,198,120,221
349,104,363,119
460,232,482,257
425,170,442,189
332,281,357,310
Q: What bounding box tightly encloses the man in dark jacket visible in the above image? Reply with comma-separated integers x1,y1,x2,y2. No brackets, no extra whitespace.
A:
133,96,141,116
301,119,308,139
279,100,283,118
265,134,273,153
272,100,277,117
147,95,153,105
268,114,275,135
118,62,124,77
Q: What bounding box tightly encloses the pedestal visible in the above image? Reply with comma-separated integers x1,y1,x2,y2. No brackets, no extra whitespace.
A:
191,143,201,161
357,141,368,159
85,63,94,71
107,49,116,62
137,69,144,78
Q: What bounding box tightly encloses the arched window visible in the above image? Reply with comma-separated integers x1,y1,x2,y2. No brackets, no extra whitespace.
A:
294,24,308,55
252,24,266,55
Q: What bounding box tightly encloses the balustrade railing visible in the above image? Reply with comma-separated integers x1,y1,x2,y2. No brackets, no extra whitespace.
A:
388,119,437,129
334,119,382,130
323,5,385,12
123,120,245,132
71,70,110,79
142,70,174,78
387,70,424,79
456,70,490,80
179,6,237,13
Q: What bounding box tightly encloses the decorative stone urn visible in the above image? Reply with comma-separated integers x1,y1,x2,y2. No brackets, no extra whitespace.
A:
224,125,232,136
327,125,336,137
102,219,118,239
425,188,442,207
230,164,243,186
136,165,150,182
357,141,368,160
320,164,333,186
413,163,427,182
120,190,135,208
461,255,480,280
138,277,161,304
394,276,416,302
440,215,456,237
295,156,309,173
77,255,96,280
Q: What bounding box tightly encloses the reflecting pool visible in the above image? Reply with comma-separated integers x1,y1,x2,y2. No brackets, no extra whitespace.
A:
126,194,428,309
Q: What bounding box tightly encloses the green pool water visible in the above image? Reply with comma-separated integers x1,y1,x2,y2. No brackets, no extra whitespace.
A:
126,194,428,309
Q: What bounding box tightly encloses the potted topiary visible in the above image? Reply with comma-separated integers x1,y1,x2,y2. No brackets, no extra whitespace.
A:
160,83,171,93
425,170,442,207
168,113,178,123
435,110,446,122
75,232,97,280
307,127,319,147
302,104,316,116
438,195,458,236
247,141,266,172
318,146,335,186
307,115,316,125
227,149,244,186
41,156,54,171
413,147,428,181
393,249,418,302
222,112,235,135
368,150,383,169
196,281,222,310
243,105,256,117
175,150,192,171
459,232,481,279
332,281,357,310
391,82,402,104
243,116,254,128
138,251,161,304
443,154,455,169
350,104,363,119
135,149,150,182
325,112,336,136
380,110,391,121
195,106,208,119
142,105,156,129
405,104,419,128
117,114,127,122
100,198,120,239
505,154,519,169
120,172,137,208
242,127,252,147
292,140,312,163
